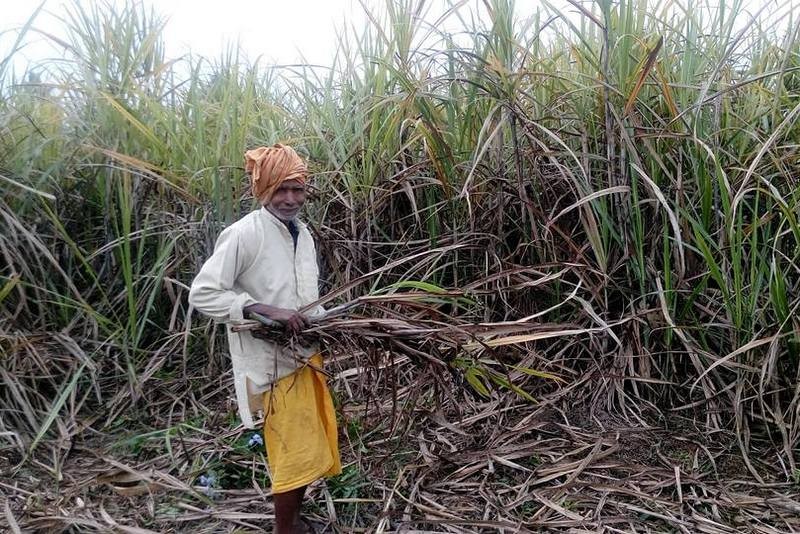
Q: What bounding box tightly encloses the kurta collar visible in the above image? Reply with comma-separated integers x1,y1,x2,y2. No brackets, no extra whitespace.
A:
259,206,306,234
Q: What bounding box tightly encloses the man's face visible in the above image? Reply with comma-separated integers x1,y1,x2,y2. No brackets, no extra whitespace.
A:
266,179,307,221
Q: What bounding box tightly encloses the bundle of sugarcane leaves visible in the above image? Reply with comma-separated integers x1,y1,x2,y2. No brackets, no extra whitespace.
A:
231,284,563,398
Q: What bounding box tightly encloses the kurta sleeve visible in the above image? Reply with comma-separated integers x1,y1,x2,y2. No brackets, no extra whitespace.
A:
188,225,257,322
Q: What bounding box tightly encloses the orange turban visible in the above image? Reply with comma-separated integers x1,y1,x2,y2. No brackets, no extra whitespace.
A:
244,144,308,203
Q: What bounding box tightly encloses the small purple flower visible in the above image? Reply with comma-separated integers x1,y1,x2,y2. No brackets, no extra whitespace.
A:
197,472,218,498
197,473,216,487
248,433,264,448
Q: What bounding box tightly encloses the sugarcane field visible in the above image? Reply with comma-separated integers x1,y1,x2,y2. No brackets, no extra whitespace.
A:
1,0,800,532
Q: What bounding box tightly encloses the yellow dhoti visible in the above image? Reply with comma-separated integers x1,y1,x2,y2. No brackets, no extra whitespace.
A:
262,354,341,494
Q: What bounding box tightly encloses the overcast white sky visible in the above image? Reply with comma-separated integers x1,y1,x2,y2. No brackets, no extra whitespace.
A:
1,0,796,77
3,0,369,68
2,0,555,66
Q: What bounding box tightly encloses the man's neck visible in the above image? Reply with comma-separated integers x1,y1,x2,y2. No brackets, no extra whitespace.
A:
263,205,297,226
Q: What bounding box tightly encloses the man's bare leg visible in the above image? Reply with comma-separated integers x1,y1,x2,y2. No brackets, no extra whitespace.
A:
274,485,308,534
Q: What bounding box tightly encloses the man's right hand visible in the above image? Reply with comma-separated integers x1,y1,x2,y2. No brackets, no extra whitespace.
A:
244,303,309,334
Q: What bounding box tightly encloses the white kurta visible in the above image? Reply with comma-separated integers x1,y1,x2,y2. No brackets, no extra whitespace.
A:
188,207,324,428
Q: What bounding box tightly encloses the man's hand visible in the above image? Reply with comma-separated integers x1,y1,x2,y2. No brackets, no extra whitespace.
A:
268,308,309,334
244,303,309,334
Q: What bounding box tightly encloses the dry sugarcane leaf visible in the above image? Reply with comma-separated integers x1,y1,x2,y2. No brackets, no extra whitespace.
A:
96,468,161,496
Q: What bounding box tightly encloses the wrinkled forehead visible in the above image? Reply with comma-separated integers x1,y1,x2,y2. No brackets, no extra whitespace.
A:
275,179,306,191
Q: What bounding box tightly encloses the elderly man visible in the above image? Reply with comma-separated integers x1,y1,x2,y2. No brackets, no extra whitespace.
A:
189,144,340,534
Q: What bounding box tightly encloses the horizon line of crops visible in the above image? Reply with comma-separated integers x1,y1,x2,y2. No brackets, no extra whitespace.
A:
1,0,799,480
